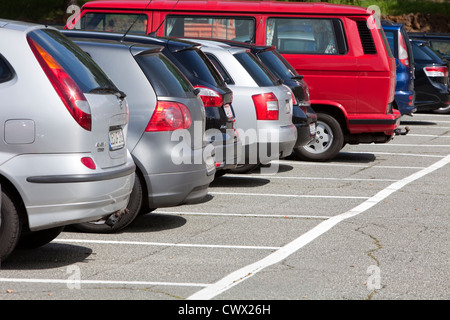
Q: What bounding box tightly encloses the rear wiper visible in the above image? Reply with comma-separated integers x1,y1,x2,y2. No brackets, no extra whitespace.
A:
90,86,126,99
291,75,304,80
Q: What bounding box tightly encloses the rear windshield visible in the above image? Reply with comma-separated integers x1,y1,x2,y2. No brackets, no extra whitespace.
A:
234,52,278,87
257,50,295,81
135,52,194,97
172,48,226,87
411,41,440,63
27,29,117,93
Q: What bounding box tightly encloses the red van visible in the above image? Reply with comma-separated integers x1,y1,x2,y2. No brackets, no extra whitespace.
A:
66,0,404,161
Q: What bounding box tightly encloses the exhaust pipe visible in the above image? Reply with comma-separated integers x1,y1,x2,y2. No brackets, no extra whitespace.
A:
395,126,410,136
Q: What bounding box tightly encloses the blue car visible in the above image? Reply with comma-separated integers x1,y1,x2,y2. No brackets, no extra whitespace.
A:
382,21,416,116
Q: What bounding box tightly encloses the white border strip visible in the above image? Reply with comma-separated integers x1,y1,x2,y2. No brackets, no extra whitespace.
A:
209,191,368,199
188,154,450,300
154,211,332,220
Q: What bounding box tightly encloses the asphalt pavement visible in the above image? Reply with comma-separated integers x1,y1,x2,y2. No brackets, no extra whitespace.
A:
0,112,449,305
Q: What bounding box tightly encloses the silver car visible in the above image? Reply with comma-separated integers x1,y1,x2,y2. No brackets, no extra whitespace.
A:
192,39,297,173
63,33,216,233
0,20,135,262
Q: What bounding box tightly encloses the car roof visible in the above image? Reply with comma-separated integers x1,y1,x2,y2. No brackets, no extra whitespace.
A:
0,19,55,33
82,0,371,15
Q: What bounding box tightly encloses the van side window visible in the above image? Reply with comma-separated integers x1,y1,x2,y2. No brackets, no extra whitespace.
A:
0,55,14,83
80,13,148,34
266,18,347,55
166,16,255,42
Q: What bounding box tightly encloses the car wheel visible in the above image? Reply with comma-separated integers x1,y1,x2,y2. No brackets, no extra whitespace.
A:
72,172,143,233
229,164,260,174
434,105,450,114
294,112,344,161
17,226,64,249
0,190,22,263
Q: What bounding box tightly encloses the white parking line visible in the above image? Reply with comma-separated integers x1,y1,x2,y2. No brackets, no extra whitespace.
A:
225,174,398,182
188,154,450,300
53,239,281,250
154,210,332,220
208,191,369,199
0,278,208,287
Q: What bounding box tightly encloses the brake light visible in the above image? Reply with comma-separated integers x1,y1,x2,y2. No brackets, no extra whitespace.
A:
398,33,409,67
194,86,223,107
290,91,297,105
145,101,191,132
424,66,448,77
27,37,92,131
252,92,279,120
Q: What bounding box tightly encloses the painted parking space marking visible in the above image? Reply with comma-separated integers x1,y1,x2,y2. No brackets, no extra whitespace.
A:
153,210,332,220
208,191,369,199
188,154,450,300
53,239,281,250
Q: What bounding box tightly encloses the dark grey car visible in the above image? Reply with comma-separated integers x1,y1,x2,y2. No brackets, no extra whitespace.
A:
65,34,216,233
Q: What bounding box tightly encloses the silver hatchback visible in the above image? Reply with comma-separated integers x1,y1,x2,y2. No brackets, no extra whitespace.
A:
193,40,297,173
64,33,216,232
0,20,135,262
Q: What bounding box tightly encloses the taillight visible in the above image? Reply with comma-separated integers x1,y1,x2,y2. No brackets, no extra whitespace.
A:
145,101,191,132
27,37,92,131
290,91,297,105
424,66,448,77
194,86,223,107
252,92,279,120
398,33,409,67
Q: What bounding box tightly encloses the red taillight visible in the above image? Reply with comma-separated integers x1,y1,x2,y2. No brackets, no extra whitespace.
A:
145,101,191,132
398,33,409,67
424,66,448,77
194,86,223,107
252,92,279,120
81,157,96,170
27,37,92,131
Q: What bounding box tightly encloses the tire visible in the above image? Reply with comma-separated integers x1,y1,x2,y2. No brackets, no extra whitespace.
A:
17,226,64,249
433,105,450,114
72,172,143,233
294,112,344,161
229,164,260,174
0,191,22,263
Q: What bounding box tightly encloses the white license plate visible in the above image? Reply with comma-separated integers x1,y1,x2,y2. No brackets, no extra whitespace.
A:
223,104,234,119
309,123,316,135
205,154,216,176
109,128,125,150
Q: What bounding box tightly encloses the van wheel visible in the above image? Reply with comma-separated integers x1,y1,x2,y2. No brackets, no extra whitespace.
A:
17,226,64,249
294,113,343,161
0,191,22,263
72,172,143,233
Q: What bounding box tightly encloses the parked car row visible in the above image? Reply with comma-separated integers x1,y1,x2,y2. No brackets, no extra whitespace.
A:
0,17,316,261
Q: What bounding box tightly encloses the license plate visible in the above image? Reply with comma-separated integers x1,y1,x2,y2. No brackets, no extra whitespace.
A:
109,128,125,150
309,123,316,135
205,154,216,176
223,103,234,119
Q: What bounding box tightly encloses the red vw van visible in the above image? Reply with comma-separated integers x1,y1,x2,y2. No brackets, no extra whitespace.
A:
67,0,404,161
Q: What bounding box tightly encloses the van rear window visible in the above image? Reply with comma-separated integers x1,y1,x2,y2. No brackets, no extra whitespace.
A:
81,13,148,34
266,18,347,55
166,15,255,43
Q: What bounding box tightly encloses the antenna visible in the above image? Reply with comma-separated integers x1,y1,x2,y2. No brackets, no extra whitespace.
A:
120,0,153,42
150,0,180,37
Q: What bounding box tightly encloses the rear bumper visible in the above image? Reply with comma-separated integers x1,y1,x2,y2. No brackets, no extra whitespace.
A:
347,110,401,136
1,152,136,231
394,90,416,115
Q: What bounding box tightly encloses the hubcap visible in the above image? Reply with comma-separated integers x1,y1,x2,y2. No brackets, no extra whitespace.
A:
303,121,333,154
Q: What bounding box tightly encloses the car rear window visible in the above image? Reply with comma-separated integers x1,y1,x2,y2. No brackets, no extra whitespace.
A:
27,29,117,93
135,52,194,97
234,52,278,87
0,55,13,83
257,50,295,80
172,48,226,87
411,42,438,63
